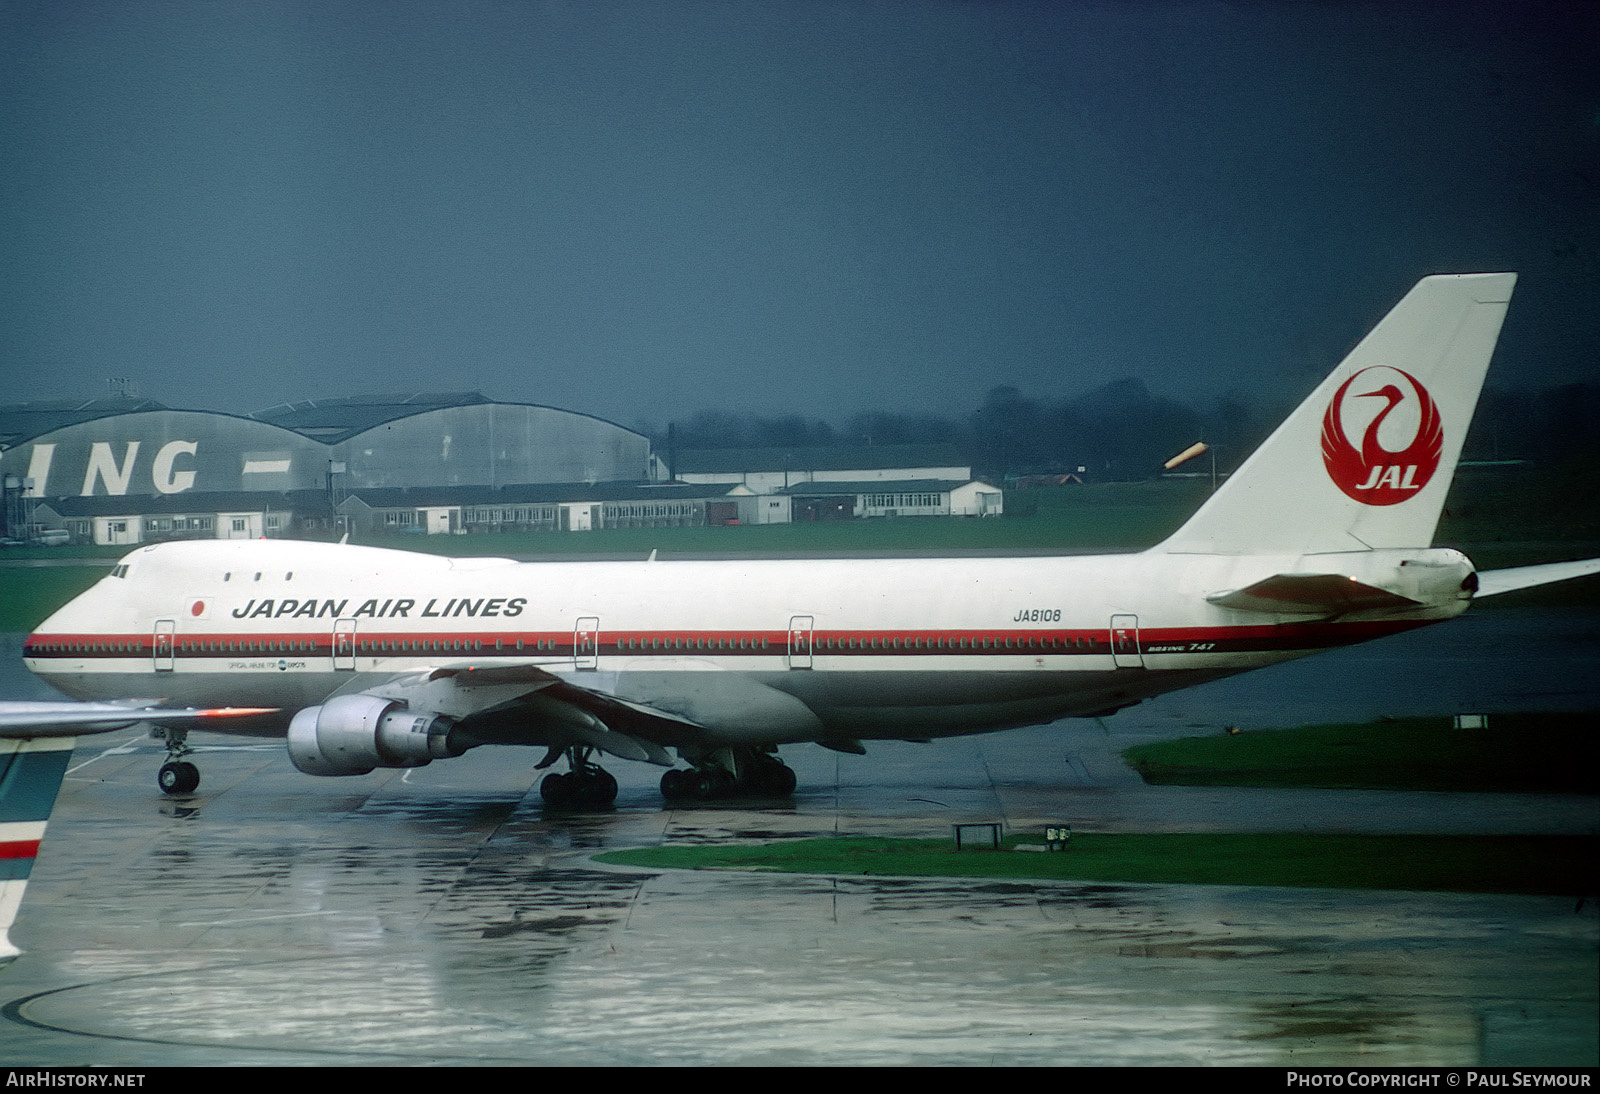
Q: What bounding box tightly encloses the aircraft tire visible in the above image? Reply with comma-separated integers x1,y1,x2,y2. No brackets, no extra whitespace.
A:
758,761,796,796
678,770,717,802
660,768,689,801
540,771,573,808
701,769,734,800
158,761,199,795
582,767,618,806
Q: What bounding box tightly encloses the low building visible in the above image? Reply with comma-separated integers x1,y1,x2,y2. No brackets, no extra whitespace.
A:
673,444,971,492
335,482,740,536
672,444,997,522
780,479,1002,521
34,491,330,546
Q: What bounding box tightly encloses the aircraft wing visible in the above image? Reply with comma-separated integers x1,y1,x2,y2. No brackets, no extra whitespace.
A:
361,662,693,765
1474,557,1600,599
0,733,79,958
0,702,279,739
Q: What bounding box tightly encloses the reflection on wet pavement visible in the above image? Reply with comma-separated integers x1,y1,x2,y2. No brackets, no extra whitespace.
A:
0,610,1595,1065
1,742,1592,1066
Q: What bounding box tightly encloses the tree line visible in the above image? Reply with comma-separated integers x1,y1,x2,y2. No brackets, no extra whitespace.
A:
654,379,1600,482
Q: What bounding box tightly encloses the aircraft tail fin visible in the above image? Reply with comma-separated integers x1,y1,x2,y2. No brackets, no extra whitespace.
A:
0,736,76,960
1159,273,1516,556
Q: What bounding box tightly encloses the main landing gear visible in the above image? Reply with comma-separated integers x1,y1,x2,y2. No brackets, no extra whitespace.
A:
154,727,200,795
538,746,618,810
660,748,796,803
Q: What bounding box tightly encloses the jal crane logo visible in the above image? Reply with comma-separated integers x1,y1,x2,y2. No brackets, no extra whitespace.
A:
1320,365,1443,506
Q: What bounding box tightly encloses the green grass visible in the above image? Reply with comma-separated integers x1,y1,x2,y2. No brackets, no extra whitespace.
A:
354,480,1214,558
594,833,1597,895
0,565,108,631
1122,713,1600,794
0,543,129,561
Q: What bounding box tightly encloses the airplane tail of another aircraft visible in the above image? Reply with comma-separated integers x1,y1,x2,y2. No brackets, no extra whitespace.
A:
1158,273,1517,556
0,736,76,959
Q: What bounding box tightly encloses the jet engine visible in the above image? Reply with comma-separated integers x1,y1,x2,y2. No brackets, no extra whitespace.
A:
288,693,465,776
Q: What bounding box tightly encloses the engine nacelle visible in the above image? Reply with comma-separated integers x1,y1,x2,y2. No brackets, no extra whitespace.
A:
288,693,463,777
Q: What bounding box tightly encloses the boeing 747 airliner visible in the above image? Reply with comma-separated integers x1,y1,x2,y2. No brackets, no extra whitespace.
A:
13,274,1599,806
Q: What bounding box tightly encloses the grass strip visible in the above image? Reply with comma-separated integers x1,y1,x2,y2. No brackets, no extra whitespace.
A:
0,565,109,631
595,834,1596,896
1122,714,1600,794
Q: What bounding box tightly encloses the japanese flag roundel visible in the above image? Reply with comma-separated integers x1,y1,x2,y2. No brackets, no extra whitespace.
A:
1320,365,1443,506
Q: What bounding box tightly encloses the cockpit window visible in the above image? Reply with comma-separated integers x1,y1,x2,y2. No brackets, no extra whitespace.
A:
110,565,129,579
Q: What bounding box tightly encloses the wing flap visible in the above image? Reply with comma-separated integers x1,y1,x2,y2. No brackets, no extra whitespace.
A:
519,690,675,765
424,662,564,685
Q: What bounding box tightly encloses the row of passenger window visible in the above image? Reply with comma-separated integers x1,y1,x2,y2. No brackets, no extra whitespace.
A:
616,636,769,651
31,640,142,654
813,635,1093,651
181,639,315,654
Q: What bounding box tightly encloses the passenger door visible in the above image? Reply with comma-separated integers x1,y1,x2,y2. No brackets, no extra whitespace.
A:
1110,614,1143,669
574,616,600,670
153,619,175,672
787,615,814,670
333,618,357,671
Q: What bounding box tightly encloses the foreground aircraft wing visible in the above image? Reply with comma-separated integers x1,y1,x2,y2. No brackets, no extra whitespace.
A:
1474,557,1600,599
0,723,137,958
0,705,282,955
0,702,280,738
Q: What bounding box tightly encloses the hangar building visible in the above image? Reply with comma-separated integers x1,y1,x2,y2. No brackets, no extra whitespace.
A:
2,397,1001,545
1,393,662,544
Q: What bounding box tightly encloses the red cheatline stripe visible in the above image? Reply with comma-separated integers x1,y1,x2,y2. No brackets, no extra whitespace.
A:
23,618,1429,660
0,840,41,861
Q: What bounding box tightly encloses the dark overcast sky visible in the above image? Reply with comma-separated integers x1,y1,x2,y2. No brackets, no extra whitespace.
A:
2,1,1596,432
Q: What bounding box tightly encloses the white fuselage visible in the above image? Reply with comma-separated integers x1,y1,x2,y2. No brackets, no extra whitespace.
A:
23,538,1472,749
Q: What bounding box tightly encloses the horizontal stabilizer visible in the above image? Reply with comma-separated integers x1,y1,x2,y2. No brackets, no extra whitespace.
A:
1208,573,1422,614
1474,557,1600,599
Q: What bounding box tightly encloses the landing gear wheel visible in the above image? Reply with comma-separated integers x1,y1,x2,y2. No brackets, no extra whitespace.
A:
752,759,796,796
540,771,574,808
585,766,618,804
661,767,732,802
660,752,796,804
661,768,690,801
539,751,619,810
158,761,199,795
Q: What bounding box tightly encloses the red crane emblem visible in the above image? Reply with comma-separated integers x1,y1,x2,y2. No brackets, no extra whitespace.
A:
1320,366,1443,505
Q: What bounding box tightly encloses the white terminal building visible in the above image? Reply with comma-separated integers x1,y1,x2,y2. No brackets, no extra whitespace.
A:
0,395,1000,545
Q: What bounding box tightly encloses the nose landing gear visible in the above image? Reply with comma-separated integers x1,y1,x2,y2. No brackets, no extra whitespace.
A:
153,727,200,795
